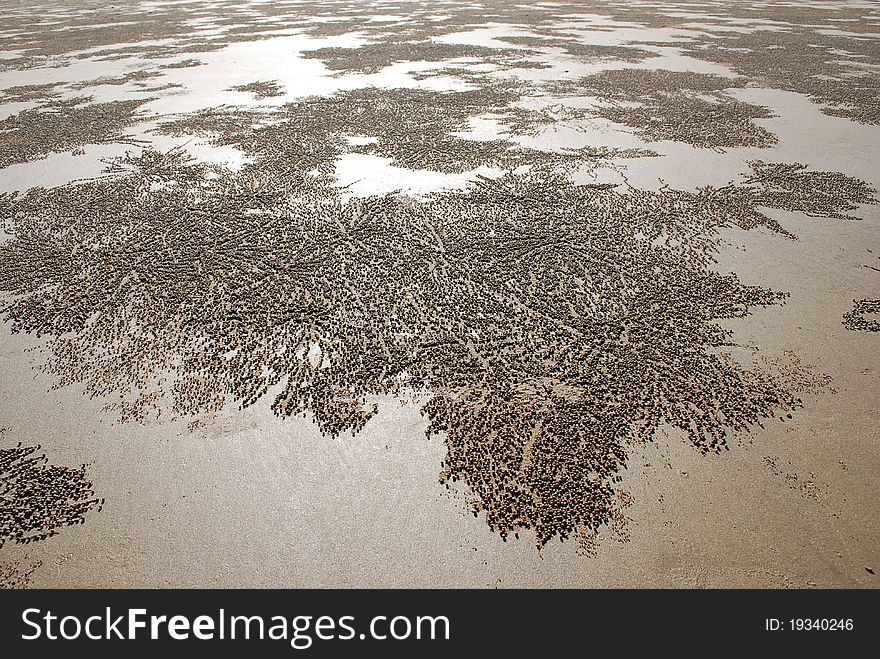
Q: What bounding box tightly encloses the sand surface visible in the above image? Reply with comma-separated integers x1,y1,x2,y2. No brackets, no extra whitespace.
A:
0,0,878,588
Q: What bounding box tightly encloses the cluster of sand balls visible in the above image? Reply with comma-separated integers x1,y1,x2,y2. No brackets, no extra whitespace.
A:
678,25,880,126
229,80,285,100
735,161,877,218
0,84,62,103
552,69,779,149
0,557,43,589
299,41,534,74
843,299,880,332
1,0,877,130
0,0,878,549
0,442,100,548
1,123,875,545
161,85,609,175
0,96,149,168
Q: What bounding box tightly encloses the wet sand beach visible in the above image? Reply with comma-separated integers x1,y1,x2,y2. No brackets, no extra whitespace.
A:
0,0,878,588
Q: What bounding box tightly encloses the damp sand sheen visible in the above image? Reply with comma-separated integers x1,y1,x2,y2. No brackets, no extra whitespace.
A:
0,0,878,588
